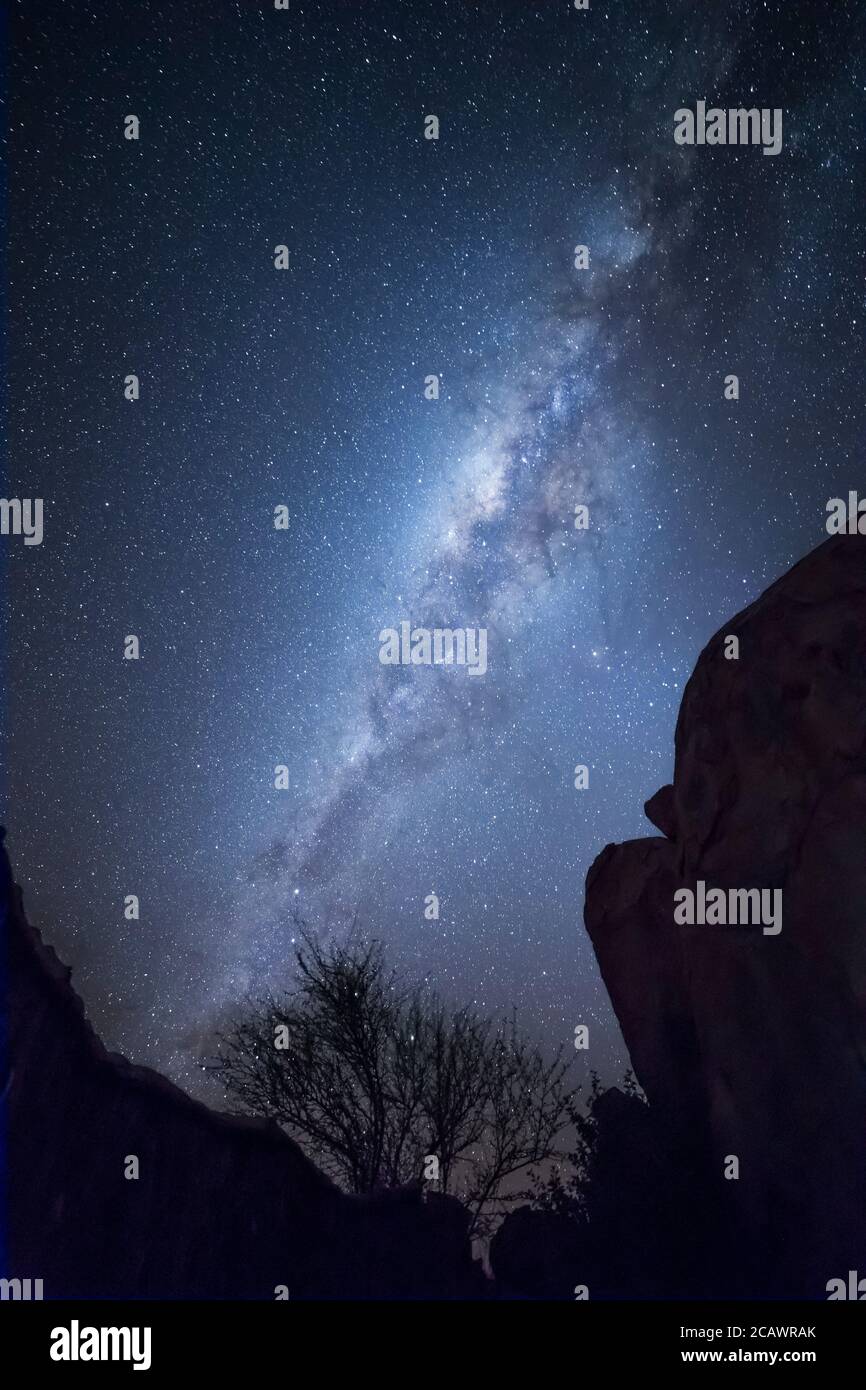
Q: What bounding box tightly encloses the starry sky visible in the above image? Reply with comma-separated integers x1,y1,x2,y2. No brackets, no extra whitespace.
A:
6,0,864,1098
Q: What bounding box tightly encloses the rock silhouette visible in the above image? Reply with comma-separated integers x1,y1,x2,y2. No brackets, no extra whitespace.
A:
583,534,866,1297
0,831,485,1299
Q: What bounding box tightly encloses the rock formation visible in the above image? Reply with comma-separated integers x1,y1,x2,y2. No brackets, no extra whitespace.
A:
584,534,866,1296
0,832,485,1299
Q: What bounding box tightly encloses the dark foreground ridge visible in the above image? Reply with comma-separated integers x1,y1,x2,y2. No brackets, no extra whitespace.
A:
0,837,484,1299
3,535,865,1300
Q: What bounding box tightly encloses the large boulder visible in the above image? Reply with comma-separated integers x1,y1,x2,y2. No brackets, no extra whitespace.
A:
585,535,866,1296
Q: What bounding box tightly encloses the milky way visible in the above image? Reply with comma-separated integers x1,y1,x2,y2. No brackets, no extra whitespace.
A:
7,0,863,1095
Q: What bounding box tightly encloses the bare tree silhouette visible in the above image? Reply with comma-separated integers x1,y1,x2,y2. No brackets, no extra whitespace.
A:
207,925,578,1234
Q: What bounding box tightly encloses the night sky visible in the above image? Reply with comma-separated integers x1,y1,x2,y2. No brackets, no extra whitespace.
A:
6,0,864,1098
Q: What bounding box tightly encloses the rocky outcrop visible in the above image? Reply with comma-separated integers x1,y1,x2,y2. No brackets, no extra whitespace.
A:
0,832,486,1300
585,535,866,1296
